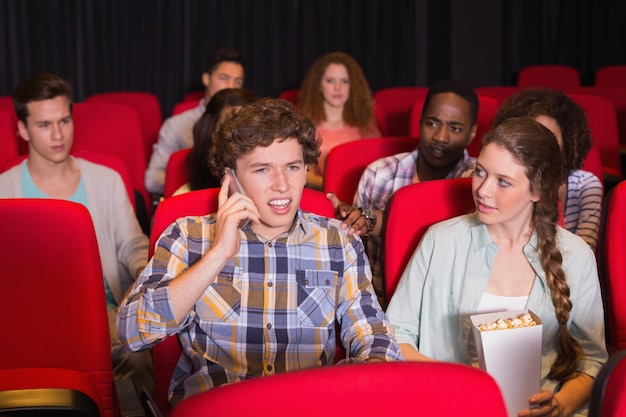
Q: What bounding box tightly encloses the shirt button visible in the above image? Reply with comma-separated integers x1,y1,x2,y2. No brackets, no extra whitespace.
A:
304,279,309,285
267,242,273,247
325,279,330,285
266,323,272,329
268,281,273,287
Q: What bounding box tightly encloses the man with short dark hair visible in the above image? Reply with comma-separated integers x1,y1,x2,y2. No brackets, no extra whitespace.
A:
144,48,246,195
328,79,479,302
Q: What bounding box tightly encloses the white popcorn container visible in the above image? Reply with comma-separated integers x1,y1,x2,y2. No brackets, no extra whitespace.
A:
470,309,543,417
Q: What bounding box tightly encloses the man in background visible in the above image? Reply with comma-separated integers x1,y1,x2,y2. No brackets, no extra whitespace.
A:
144,48,246,195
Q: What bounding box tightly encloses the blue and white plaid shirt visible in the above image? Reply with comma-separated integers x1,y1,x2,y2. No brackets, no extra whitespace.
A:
117,209,401,401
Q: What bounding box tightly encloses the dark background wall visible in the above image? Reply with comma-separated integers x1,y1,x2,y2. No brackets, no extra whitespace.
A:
1,0,624,116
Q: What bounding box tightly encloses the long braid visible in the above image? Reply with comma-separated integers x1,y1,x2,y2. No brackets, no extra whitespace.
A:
533,192,583,381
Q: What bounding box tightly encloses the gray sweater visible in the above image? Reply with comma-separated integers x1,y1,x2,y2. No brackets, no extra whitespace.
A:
0,157,149,303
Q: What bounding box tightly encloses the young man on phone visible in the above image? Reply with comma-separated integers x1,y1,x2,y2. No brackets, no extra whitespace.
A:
117,98,401,405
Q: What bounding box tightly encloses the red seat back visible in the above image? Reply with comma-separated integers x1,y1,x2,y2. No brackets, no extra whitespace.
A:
323,136,419,204
170,361,508,417
85,91,163,162
374,86,429,136
568,93,622,181
0,199,114,416
603,181,626,351
72,102,152,216
589,350,626,417
164,149,191,198
0,96,23,155
517,65,581,90
582,145,606,187
595,65,626,87
566,85,626,153
0,110,18,168
278,89,299,107
471,96,500,156
383,178,475,303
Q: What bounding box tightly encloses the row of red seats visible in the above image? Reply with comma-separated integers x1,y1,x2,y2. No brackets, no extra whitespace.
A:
2,178,625,415
517,64,626,90
1,79,624,220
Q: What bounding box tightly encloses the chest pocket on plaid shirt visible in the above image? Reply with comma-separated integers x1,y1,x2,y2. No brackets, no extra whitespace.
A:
195,267,243,322
295,269,337,328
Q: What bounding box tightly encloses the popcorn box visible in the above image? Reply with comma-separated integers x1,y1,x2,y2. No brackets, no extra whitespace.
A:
470,309,542,417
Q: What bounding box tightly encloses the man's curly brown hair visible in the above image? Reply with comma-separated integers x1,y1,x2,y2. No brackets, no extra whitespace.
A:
297,52,375,134
492,87,593,176
209,98,321,177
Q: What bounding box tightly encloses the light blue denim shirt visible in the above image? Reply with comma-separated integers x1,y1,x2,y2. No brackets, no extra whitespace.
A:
387,213,607,398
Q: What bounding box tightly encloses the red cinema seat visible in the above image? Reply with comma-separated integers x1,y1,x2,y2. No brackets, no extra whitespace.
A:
163,149,191,198
170,361,508,417
517,65,581,90
0,110,18,168
0,199,116,417
374,86,429,136
603,181,626,351
589,349,626,417
0,96,23,155
568,93,622,183
85,91,163,162
278,89,300,107
72,102,152,218
383,178,475,303
323,136,418,204
595,65,626,87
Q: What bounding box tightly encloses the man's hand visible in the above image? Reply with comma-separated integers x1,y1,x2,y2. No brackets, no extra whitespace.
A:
326,192,369,236
213,175,260,258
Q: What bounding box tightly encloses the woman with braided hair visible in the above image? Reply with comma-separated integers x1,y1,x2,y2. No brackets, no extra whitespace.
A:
387,118,607,416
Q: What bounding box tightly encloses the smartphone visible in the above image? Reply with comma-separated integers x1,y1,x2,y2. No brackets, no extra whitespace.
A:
224,167,250,228
224,167,246,197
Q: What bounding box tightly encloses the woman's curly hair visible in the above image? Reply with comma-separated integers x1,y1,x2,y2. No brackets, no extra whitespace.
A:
297,51,375,134
492,87,593,176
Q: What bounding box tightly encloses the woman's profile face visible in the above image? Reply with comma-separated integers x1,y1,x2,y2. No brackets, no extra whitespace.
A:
319,63,350,109
472,143,539,228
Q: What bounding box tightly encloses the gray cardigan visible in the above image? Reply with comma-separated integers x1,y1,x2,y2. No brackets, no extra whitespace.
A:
0,157,149,303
